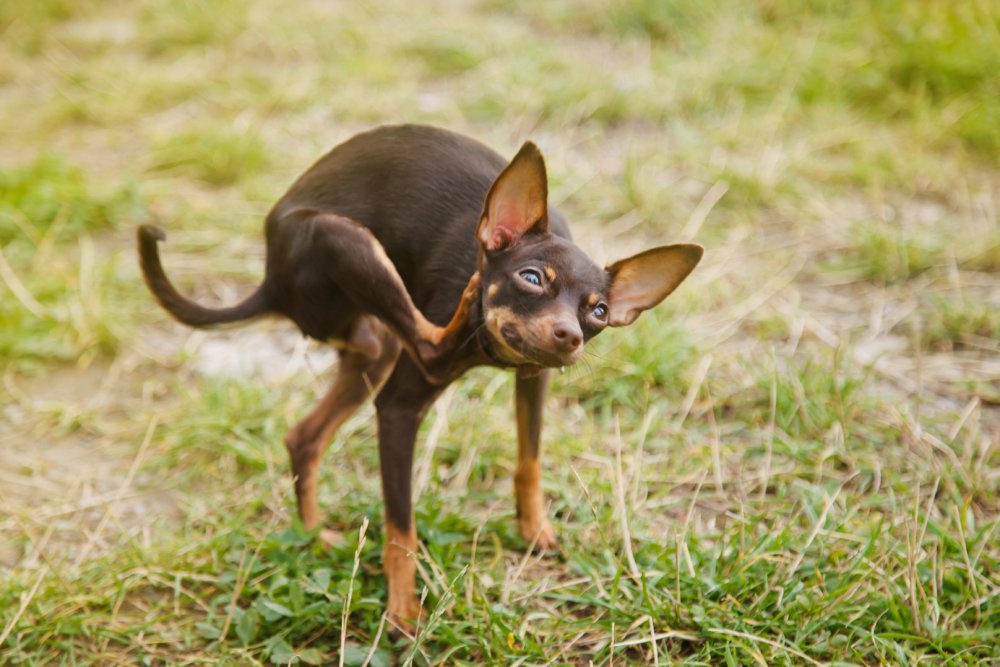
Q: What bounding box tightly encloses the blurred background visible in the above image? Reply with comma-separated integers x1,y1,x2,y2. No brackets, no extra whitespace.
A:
1,0,998,664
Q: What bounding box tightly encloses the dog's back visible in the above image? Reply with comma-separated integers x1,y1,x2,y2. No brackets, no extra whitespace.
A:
268,125,571,319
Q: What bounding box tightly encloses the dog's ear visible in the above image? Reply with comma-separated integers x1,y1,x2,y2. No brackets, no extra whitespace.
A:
477,142,548,252
606,244,703,327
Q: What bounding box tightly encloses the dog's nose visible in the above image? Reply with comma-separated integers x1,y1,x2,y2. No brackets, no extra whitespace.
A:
552,321,582,351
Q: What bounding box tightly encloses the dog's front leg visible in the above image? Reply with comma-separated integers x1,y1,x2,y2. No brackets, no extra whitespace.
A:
514,370,558,550
373,357,440,637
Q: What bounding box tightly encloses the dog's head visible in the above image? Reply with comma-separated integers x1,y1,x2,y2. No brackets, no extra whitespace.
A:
476,142,703,370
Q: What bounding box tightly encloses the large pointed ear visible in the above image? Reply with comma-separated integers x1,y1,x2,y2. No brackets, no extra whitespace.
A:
606,243,704,327
477,141,549,252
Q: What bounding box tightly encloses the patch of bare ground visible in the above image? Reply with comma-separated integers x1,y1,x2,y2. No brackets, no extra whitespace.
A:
0,302,338,572
1,355,180,568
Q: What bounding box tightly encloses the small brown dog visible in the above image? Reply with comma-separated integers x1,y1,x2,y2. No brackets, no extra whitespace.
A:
139,124,702,634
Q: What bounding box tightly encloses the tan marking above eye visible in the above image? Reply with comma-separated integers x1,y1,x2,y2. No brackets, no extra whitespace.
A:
544,267,556,282
588,293,600,307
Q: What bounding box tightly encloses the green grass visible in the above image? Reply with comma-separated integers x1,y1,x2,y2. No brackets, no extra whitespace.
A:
0,156,143,368
1,0,998,664
848,222,948,284
922,298,1000,352
151,125,271,188
0,155,138,244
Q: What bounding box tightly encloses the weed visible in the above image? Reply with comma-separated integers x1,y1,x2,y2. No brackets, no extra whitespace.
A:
850,222,947,284
0,155,138,245
921,298,1000,351
0,157,144,368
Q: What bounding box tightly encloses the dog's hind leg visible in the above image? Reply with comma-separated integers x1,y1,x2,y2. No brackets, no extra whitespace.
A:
297,210,478,381
285,316,400,545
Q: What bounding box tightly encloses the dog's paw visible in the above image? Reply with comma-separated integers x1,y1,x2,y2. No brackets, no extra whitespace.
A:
519,517,559,552
460,271,481,306
411,272,482,384
386,594,423,640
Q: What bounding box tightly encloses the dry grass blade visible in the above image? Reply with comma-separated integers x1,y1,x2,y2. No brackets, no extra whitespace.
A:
73,416,159,568
0,566,47,647
0,247,46,317
612,629,699,649
707,627,823,666
340,517,369,667
413,386,454,503
360,612,388,667
681,180,729,239
613,416,640,581
674,353,712,429
785,480,848,579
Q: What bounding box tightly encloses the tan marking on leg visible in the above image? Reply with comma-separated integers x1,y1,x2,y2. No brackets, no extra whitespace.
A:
515,455,557,550
417,272,481,347
293,458,323,531
439,271,480,339
514,375,558,550
414,313,445,344
415,272,481,381
384,520,421,635
351,218,447,351
358,223,399,276
359,200,480,365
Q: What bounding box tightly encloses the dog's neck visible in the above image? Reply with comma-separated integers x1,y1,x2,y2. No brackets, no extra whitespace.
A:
474,301,508,367
470,288,546,379
476,333,508,366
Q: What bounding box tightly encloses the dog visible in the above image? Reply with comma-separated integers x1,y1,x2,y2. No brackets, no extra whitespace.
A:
138,124,703,635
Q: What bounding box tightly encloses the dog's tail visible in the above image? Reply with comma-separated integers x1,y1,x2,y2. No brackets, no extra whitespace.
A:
138,224,271,328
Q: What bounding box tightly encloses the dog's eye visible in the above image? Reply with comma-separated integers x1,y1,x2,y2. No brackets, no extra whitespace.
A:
593,303,608,320
519,269,542,287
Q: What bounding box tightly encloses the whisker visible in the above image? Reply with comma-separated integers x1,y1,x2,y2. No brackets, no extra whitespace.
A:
459,323,487,350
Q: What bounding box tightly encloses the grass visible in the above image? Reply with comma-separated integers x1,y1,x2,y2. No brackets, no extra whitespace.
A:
0,156,142,367
922,298,1000,352
150,125,271,188
1,0,998,664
